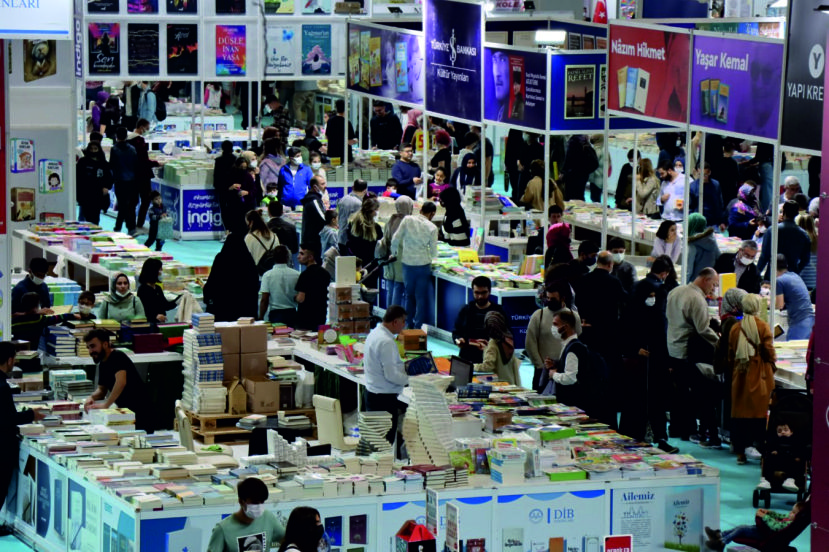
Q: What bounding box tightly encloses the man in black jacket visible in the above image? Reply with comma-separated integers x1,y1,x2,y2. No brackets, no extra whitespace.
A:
300,178,326,259
713,240,761,294
0,341,44,535
369,102,403,150
213,140,236,233
452,276,507,364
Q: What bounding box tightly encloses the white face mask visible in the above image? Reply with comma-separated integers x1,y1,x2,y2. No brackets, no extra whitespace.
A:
115,290,129,298
79,305,93,315
645,297,656,307
268,191,278,197
550,327,563,340
250,160,258,168
311,162,322,170
760,288,771,297
739,255,754,266
245,504,266,519
292,157,302,165
30,275,44,286
611,252,625,264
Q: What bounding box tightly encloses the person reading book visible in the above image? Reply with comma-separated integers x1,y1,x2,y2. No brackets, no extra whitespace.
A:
208,477,286,552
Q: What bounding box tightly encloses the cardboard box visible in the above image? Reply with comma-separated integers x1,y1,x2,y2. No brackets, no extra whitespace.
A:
239,324,269,354
334,285,353,303
337,303,354,320
243,377,279,413
400,329,427,351
223,354,241,382
226,378,247,415
240,352,269,379
483,411,513,433
353,319,370,334
215,325,241,355
351,301,370,319
337,321,355,334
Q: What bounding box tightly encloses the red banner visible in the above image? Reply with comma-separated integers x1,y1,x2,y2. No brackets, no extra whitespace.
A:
607,24,691,124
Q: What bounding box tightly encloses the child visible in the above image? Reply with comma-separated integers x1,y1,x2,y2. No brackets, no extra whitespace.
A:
759,420,806,492
145,191,167,252
383,178,400,199
77,291,97,320
429,168,449,199
319,210,338,256
704,501,806,551
12,292,80,345
261,181,280,208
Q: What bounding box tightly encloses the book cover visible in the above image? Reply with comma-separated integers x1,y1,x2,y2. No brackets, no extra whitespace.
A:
617,66,627,109
502,528,524,552
710,79,721,115
508,55,525,120
324,516,343,546
265,25,296,75
359,30,370,88
633,68,649,113
167,24,198,74
567,32,582,50
88,23,120,75
128,0,158,13
716,83,729,123
23,40,57,83
549,537,565,552
11,138,35,173
449,449,474,474
87,0,119,12
264,0,293,13
347,29,360,86
466,539,486,552
127,24,159,75
597,36,607,49
394,41,408,93
167,0,197,12
583,35,595,49
301,25,331,75
369,36,381,87
39,160,64,193
216,0,246,13
665,488,704,552
598,64,607,117
624,66,637,109
565,64,595,119
302,0,330,14
216,25,246,76
348,513,366,544
700,79,710,115
11,188,36,222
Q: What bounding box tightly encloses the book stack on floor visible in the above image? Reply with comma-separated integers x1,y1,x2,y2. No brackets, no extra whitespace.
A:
356,411,393,455
181,329,226,414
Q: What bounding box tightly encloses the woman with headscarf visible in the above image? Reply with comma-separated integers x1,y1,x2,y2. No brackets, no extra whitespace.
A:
728,182,762,240
76,140,113,224
449,153,480,194
346,197,383,288
474,311,521,386
137,258,179,329
439,187,470,247
204,232,259,321
97,273,146,322
685,212,721,282
376,196,413,307
714,287,748,443
401,109,423,149
728,294,776,465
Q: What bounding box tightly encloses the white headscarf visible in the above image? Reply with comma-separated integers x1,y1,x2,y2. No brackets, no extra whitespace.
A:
734,294,763,372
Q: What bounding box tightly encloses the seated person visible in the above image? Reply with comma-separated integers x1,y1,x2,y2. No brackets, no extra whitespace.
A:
759,420,807,492
77,291,97,320
473,311,520,385
382,178,401,199
12,292,80,345
704,499,809,551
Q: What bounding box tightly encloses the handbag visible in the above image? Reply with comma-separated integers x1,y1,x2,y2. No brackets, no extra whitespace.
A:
157,217,174,240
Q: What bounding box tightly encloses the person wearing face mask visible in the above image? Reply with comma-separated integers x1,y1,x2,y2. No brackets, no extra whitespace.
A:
12,292,81,344
565,240,599,289
474,311,521,385
137,258,179,330
97,273,146,322
278,147,314,209
713,287,748,456
714,240,761,295
258,138,286,198
300,177,326,258
277,506,324,552
525,281,582,391
452,276,508,364
12,257,52,314
391,143,422,199
607,237,637,295
207,477,286,552
346,197,384,288
685,212,721,284
76,291,97,320
76,140,113,225
538,310,596,410
260,181,281,209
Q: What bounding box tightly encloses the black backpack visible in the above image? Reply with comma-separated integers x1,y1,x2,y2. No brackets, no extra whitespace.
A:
252,234,278,275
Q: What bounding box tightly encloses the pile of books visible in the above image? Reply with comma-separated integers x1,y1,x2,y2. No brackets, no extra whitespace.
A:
401,374,454,466
48,400,83,422
237,414,268,430
191,313,215,333
277,412,311,430
45,326,76,357
356,411,393,455
94,319,121,332
64,380,96,401
181,329,225,413
88,407,136,431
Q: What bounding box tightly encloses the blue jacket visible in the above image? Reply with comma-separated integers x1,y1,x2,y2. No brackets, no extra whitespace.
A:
757,220,812,279
110,142,138,183
689,177,725,227
391,160,421,199
278,163,314,208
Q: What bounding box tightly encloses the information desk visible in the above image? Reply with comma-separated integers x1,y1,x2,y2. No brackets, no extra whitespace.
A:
13,442,720,552
154,178,225,241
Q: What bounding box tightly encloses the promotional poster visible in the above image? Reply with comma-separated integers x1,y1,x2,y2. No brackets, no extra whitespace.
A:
608,25,690,124
216,24,246,76
87,0,118,12
22,40,57,83
216,0,246,14
565,65,596,119
302,0,331,14
301,24,332,75
127,23,160,75
167,23,198,74
266,24,297,75
549,52,607,131
690,34,783,140
128,0,158,13
347,23,424,104
88,23,120,75
425,0,482,122
484,47,547,130
38,160,64,193
167,0,197,12
782,0,827,152
264,0,294,13
181,189,223,232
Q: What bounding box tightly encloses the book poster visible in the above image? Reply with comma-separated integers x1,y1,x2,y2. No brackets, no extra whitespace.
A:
216,0,246,14
599,64,607,117
11,138,35,173
302,0,331,14
565,64,596,119
265,25,297,75
87,0,119,12
39,160,64,194
128,0,158,12
216,25,246,76
264,0,293,13
568,32,582,50
128,24,159,75
11,188,36,221
167,24,198,74
22,40,57,83
347,23,424,104
88,23,120,75
167,0,197,12
301,24,331,75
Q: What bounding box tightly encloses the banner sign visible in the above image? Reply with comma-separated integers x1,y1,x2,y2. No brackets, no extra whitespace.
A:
782,0,827,152
182,189,223,232
690,35,783,140
484,47,547,130
608,25,691,124
425,0,482,122
549,52,607,131
347,22,424,105
0,0,72,39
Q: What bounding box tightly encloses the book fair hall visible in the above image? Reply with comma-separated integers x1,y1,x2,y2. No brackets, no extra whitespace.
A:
2,0,829,550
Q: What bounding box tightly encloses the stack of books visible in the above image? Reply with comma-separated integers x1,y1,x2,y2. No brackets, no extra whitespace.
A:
46,326,76,357
64,380,96,401
489,448,526,485
94,319,121,332
88,408,136,431
181,329,225,413
151,464,190,480
401,374,454,466
356,411,393,455
277,413,311,430
191,313,215,333
48,400,83,422
237,414,268,430
158,450,198,466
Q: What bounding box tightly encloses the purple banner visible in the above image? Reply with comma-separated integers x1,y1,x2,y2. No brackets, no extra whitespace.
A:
425,0,482,122
484,47,547,131
690,35,783,140
347,23,424,105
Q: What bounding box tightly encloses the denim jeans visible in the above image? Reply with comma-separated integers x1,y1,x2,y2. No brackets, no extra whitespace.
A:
722,524,762,544
402,264,433,329
386,280,405,309
787,315,814,341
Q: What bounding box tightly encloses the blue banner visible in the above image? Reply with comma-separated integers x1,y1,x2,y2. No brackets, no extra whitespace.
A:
550,52,606,132
425,0,482,122
484,47,548,131
181,189,223,232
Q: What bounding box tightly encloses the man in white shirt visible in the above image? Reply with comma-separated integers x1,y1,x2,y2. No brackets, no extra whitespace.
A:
657,160,686,222
391,201,439,329
363,306,409,451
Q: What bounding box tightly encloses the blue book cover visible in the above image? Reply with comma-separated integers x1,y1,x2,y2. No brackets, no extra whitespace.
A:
301,24,331,75
624,67,637,109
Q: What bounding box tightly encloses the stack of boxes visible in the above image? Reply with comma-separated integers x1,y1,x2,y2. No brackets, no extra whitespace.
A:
181,326,226,414
216,322,275,414
329,285,371,335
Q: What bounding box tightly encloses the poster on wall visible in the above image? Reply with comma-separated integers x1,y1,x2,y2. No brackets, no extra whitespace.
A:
167,0,198,12
549,53,607,131
11,138,35,173
264,0,294,13
266,25,297,75
301,24,332,75
39,160,64,193
425,0,483,122
17,452,37,529
216,24,246,76
483,47,547,130
607,24,691,124
347,23,424,104
88,23,120,75
565,64,596,119
128,0,159,13
690,34,783,140
11,188,35,221
216,0,246,14
782,0,826,152
599,63,607,117
128,23,160,75
167,23,198,74
102,496,137,552
36,459,67,547
22,40,57,83
87,0,119,12
302,0,331,14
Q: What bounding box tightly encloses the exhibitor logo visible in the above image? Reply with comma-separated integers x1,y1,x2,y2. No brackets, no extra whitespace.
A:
809,43,825,79
529,509,543,524
449,29,457,65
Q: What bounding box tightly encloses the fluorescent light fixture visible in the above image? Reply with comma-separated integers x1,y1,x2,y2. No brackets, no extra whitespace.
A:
535,30,567,45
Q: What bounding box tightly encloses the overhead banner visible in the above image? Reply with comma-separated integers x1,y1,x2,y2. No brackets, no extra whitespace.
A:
607,24,691,124
690,35,783,141
549,52,606,132
425,0,482,122
483,47,547,130
782,0,826,152
347,22,425,105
